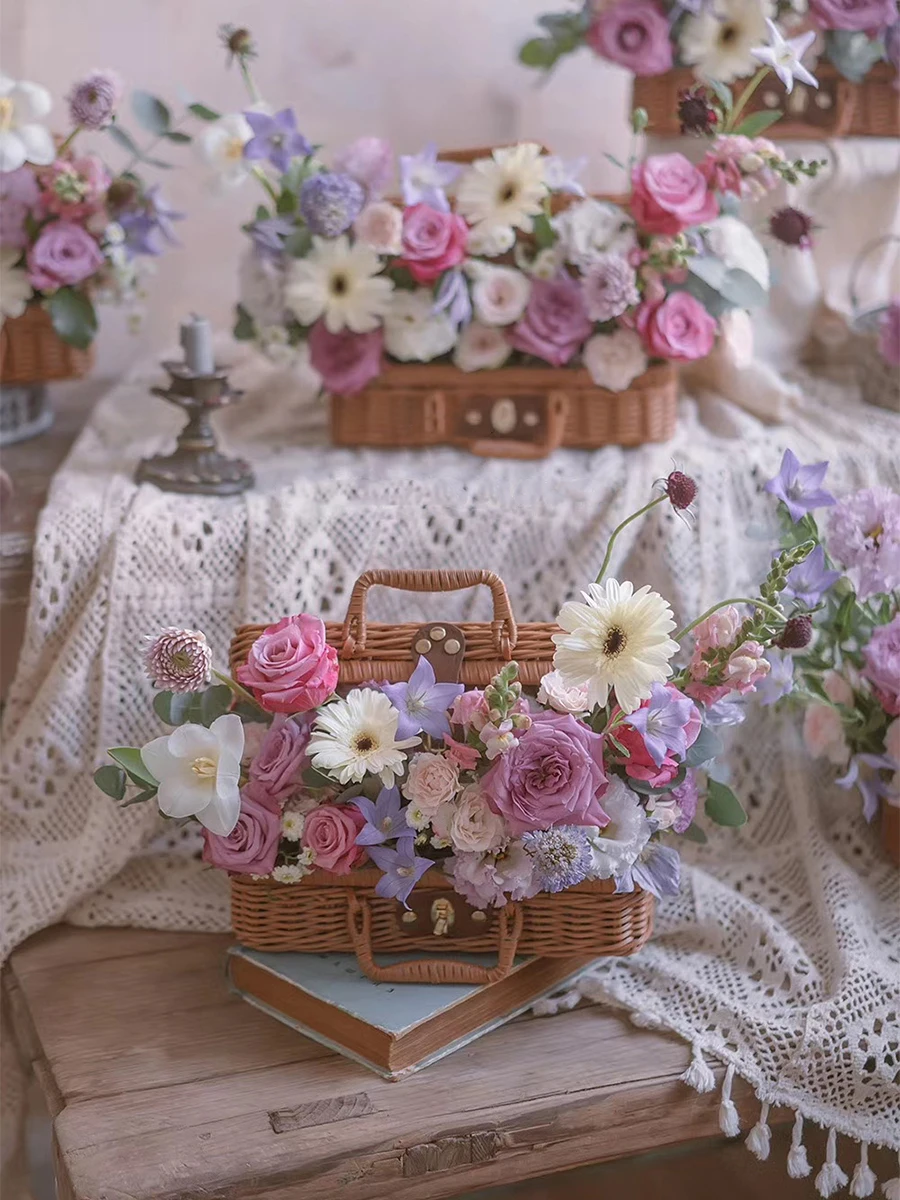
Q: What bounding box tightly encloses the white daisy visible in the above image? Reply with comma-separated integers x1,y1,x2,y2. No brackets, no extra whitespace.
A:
284,236,393,333
382,288,457,361
455,143,548,238
307,689,421,787
281,811,305,841
679,0,774,83
551,579,679,714
272,857,314,884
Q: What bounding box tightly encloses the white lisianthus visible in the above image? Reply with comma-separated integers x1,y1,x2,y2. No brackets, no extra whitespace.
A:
195,113,253,194
471,265,531,326
0,247,32,318
453,321,511,371
704,215,770,292
467,223,516,257
353,201,403,255
585,778,652,880
0,75,54,172
582,330,647,393
285,236,393,334
552,199,636,271
383,288,456,361
140,714,244,836
537,669,590,715
456,143,547,236
679,0,773,82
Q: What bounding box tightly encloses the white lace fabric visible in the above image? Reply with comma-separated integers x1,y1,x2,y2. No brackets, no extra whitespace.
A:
1,346,898,1194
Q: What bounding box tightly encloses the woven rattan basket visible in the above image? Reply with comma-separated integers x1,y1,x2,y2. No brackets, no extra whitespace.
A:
0,305,93,386
230,568,655,983
633,64,899,140
849,236,900,413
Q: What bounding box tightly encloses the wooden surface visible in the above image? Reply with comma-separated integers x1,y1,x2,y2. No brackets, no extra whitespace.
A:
5,925,768,1200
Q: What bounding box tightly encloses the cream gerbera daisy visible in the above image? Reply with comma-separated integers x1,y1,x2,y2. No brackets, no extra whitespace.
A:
551,580,679,714
284,236,393,333
455,143,548,238
307,689,421,787
678,0,773,84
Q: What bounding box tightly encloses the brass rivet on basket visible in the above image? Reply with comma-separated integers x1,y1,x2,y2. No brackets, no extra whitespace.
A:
414,638,432,654
444,638,461,655
471,910,487,922
523,411,539,427
430,626,446,640
763,90,778,108
402,911,418,924
816,91,832,109
465,409,481,425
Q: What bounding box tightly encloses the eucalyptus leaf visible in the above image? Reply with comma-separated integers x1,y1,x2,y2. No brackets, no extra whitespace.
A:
94,764,127,800
721,267,769,309
188,102,221,121
200,685,234,726
153,690,177,725
709,79,734,115
46,289,98,350
704,779,747,826
140,155,175,169
233,304,256,341
686,725,724,768
681,821,708,844
107,124,142,156
121,788,157,807
732,110,782,138
518,37,563,69
826,29,885,83
132,90,171,135
284,227,313,257
108,747,159,789
532,212,556,249
164,130,192,144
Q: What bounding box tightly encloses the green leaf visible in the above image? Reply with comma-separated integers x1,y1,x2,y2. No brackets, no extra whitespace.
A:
153,690,176,725
606,733,631,758
121,788,157,807
681,821,708,844
201,685,233,726
732,109,782,138
107,123,142,156
303,766,336,789
233,304,256,341
94,764,127,800
686,725,724,768
164,130,192,144
276,189,297,215
532,212,556,250
709,79,734,116
46,289,98,350
108,747,159,789
188,102,221,121
826,29,885,83
518,37,563,69
132,90,171,135
704,779,747,827
284,227,313,257
140,155,175,169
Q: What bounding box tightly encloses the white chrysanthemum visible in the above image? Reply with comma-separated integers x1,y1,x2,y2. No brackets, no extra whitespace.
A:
383,288,456,361
679,0,773,83
307,689,421,787
285,235,393,333
456,143,547,237
453,320,511,371
704,216,770,292
585,778,651,880
552,579,679,713
281,811,305,841
552,199,636,271
582,330,647,393
467,223,516,257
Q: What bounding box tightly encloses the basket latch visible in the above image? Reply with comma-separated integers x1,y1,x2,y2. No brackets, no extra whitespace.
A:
411,622,466,682
398,889,492,937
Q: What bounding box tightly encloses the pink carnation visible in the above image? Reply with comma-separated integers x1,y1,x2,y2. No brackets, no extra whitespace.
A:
201,787,281,876
508,276,593,367
586,0,674,75
396,203,468,283
237,613,339,714
27,221,105,292
308,321,383,396
302,804,367,874
446,843,538,909
631,153,718,236
636,293,717,362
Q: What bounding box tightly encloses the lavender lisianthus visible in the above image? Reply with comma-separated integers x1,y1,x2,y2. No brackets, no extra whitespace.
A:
244,109,312,173
764,449,836,523
382,656,465,740
522,825,592,893
298,172,366,239
433,268,473,328
67,69,123,130
399,142,461,212
668,771,699,834
826,486,900,601
783,543,841,606
837,753,898,822
581,253,640,322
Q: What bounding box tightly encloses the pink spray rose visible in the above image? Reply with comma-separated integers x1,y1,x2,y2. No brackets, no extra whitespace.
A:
27,221,105,292
396,203,468,283
0,167,40,247
508,276,594,367
237,613,339,714
308,321,383,395
587,0,674,75
877,299,900,369
612,686,702,787
637,293,717,362
862,614,900,715
201,787,281,876
809,0,896,30
248,715,312,802
631,153,718,236
40,155,111,220
302,803,367,874
483,710,609,835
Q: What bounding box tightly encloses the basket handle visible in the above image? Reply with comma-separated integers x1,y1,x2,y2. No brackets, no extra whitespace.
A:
849,235,900,316
340,569,517,658
346,892,524,984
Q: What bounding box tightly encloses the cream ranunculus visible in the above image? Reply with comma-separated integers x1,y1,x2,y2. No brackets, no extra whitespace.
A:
446,784,506,853
382,288,456,361
140,713,245,836
353,201,403,255
402,751,460,814
196,113,253,193
453,320,511,371
471,265,531,326
0,76,54,172
582,330,648,392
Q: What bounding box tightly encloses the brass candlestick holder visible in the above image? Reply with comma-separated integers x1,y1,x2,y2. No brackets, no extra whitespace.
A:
135,361,254,495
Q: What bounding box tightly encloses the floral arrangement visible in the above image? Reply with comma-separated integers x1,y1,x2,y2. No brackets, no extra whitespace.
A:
200,26,817,396
519,0,898,88
95,470,820,910
761,449,899,822
0,70,220,348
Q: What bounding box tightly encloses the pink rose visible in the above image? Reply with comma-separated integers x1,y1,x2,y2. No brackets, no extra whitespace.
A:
201,787,281,876
27,221,105,292
396,203,468,283
587,0,674,75
40,155,111,220
402,751,460,814
248,715,312,802
308,321,383,396
237,613,339,714
302,804,367,874
612,686,702,786
810,0,896,31
508,276,594,367
483,710,609,835
725,641,770,694
637,293,717,362
878,300,900,369
862,614,900,716
631,153,718,236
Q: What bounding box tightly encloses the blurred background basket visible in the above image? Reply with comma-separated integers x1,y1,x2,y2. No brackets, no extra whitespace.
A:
849,235,899,412
0,305,93,386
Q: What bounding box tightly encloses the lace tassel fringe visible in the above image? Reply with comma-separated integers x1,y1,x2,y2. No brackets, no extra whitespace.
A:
681,1045,716,1094
816,1128,849,1198
718,1064,741,1138
531,988,580,1017
883,1153,900,1199
746,1102,771,1161
850,1143,876,1198
788,1112,812,1179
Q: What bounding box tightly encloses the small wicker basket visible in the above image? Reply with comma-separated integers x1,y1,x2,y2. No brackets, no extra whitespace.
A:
0,305,93,386
849,235,899,413
230,568,655,983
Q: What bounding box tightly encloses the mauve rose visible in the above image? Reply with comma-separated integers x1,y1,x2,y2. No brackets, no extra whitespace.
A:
636,293,717,362
612,687,702,787
27,221,105,291
249,715,312,802
201,788,281,876
631,154,718,236
508,276,593,367
483,710,609,835
587,0,674,75
309,321,383,396
237,613,339,714
397,203,468,283
810,0,896,30
862,614,900,715
302,804,367,874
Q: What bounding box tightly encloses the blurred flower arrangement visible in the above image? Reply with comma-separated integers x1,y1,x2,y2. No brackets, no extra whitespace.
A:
95,470,818,907
0,70,220,348
762,450,900,823
204,26,818,395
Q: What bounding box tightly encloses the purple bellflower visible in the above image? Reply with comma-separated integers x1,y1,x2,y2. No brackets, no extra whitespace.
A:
615,841,681,899
756,650,795,707
783,543,840,606
243,109,312,173
382,656,465,740
248,215,294,257
368,837,433,905
399,142,462,212
624,682,696,767
353,786,411,846
837,754,898,823
764,449,836,524
119,185,184,257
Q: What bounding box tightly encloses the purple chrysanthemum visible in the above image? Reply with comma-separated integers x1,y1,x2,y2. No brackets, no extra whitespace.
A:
522,825,592,893
67,69,123,130
298,172,366,239
581,253,640,322
826,486,900,601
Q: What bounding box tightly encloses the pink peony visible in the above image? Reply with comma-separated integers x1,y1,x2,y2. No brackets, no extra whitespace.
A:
877,300,900,369
483,710,608,835
40,155,111,220
248,715,312,802
586,0,674,75
308,322,383,396
631,153,718,236
637,293,717,362
809,0,897,30
237,613,339,714
508,276,593,367
333,136,394,199
201,787,281,876
0,167,40,247
27,221,105,292
724,641,770,694
862,614,900,715
302,803,367,874
396,203,468,283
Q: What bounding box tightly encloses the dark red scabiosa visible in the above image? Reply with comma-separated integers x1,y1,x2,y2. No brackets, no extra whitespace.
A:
769,207,815,250
777,614,813,649
219,23,256,64
664,470,698,511
677,87,719,137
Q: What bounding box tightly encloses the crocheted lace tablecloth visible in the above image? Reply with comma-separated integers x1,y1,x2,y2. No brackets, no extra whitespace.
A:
1,346,898,1196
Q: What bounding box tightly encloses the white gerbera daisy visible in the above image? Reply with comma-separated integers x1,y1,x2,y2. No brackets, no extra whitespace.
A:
679,0,773,83
455,143,548,238
284,236,393,333
551,579,679,714
307,689,421,787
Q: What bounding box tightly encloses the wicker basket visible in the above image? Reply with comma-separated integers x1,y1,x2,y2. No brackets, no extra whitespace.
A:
883,800,900,867
633,64,900,140
0,305,93,386
849,236,900,413
230,568,655,983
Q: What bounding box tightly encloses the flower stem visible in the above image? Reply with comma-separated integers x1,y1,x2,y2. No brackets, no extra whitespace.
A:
252,166,279,205
212,667,263,711
240,60,261,104
595,494,666,584
725,67,770,132
57,126,82,156
675,597,785,642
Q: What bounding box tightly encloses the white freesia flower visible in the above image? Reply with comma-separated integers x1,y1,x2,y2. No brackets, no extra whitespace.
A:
537,669,590,715
285,236,393,333
307,689,421,787
585,778,651,880
0,247,32,318
0,75,54,172
552,579,679,713
704,215,770,292
196,113,253,193
467,223,516,257
456,143,547,237
679,0,773,83
471,265,531,326
453,321,511,371
383,288,456,361
552,199,636,271
140,714,244,836
582,330,648,393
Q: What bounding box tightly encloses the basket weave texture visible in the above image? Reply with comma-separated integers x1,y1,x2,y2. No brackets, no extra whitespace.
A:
1,306,93,386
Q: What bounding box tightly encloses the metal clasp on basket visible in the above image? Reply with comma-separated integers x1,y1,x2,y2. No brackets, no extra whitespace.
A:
431,897,455,936
411,622,466,682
